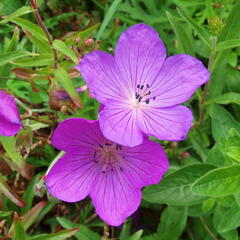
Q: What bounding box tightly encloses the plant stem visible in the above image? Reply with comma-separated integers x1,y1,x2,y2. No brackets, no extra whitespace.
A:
102,222,110,240
29,0,58,68
199,217,219,240
199,36,217,126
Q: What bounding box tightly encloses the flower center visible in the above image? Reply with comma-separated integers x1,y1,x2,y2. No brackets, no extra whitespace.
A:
133,83,156,106
93,143,124,173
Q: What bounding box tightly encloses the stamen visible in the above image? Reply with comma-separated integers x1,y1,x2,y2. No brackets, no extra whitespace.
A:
98,144,103,148
138,97,142,102
137,84,140,88
93,151,96,158
94,160,98,163
153,96,156,100
146,84,150,88
145,99,150,104
119,145,122,150
140,85,144,90
120,167,123,172
135,93,140,99
147,91,151,95
105,143,112,146
102,170,106,174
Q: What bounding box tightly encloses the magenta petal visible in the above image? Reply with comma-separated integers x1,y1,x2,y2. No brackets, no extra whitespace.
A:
78,50,129,103
140,105,193,141
123,138,169,188
151,54,210,107
0,90,22,136
99,100,143,147
90,169,142,226
46,151,99,202
51,118,104,152
115,23,166,89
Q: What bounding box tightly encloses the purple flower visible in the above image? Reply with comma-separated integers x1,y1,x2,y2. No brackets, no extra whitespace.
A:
46,118,169,226
77,23,210,147
0,90,22,136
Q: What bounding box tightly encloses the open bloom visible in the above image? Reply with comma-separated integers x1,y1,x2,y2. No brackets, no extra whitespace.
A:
46,118,169,226
77,23,210,147
0,90,22,136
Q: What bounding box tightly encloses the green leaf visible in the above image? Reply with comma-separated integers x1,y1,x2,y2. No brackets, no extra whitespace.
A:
207,92,240,105
210,104,240,142
0,211,12,218
177,8,211,48
143,164,215,206
11,18,47,41
0,6,34,24
57,217,101,240
12,54,54,67
54,67,81,108
166,11,195,56
12,221,28,240
129,230,143,240
217,203,240,233
96,0,122,40
28,228,79,240
216,39,240,52
192,165,240,197
0,51,38,67
0,173,25,207
119,220,131,240
219,0,240,41
53,39,78,63
157,206,188,240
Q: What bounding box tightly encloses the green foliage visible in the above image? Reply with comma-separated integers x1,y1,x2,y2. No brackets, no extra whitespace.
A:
1,0,240,239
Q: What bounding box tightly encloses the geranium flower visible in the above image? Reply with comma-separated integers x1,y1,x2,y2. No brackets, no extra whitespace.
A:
46,118,169,226
77,23,210,147
0,90,22,136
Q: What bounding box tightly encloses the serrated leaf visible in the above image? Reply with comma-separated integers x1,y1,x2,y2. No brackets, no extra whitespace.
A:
0,6,34,24
192,165,240,197
143,164,215,206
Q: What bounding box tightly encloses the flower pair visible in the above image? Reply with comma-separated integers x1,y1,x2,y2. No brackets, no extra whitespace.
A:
46,23,209,226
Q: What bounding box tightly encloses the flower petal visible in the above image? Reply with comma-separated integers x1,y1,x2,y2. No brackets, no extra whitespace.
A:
115,23,166,90
151,54,210,107
78,50,129,103
99,100,143,147
46,151,99,202
139,105,193,141
90,168,141,226
51,118,104,152
0,90,22,136
122,139,169,188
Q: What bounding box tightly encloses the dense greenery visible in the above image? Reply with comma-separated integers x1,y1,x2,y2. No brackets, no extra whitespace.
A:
0,0,240,239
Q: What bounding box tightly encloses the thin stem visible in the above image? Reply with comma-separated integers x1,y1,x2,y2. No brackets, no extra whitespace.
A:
29,0,58,68
199,217,219,240
199,36,217,126
102,223,110,240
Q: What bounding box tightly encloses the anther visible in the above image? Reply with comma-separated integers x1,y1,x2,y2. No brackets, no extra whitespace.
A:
105,143,112,146
137,84,140,88
120,167,123,172
138,97,142,102
102,170,106,174
146,84,150,88
119,145,122,150
153,96,156,100
135,93,140,99
140,85,144,90
93,151,96,158
145,99,150,104
147,91,151,95
98,144,103,148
